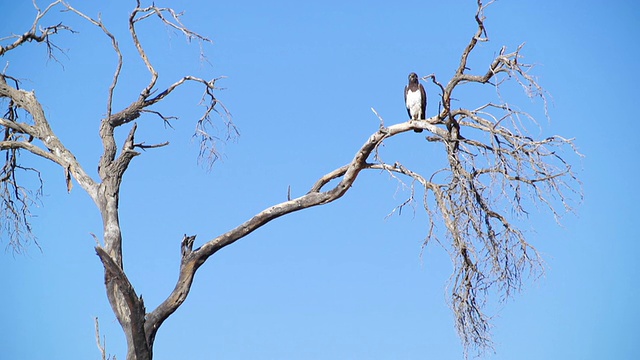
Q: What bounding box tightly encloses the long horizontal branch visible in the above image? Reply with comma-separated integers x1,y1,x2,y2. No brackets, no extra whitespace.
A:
0,140,60,163
143,117,444,342
0,118,36,135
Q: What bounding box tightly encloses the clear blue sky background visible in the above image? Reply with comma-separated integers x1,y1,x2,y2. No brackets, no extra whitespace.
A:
1,0,638,359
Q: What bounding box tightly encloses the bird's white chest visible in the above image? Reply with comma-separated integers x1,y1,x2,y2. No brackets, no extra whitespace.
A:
406,89,423,119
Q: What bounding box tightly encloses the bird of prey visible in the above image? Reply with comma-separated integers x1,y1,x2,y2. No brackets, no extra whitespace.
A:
404,72,427,133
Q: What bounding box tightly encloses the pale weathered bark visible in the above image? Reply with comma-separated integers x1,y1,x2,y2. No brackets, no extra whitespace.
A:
0,1,581,359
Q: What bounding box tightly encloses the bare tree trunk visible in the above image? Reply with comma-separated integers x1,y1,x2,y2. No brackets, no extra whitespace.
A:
94,121,153,359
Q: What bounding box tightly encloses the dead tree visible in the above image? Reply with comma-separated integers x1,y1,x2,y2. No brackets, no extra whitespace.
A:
0,1,581,359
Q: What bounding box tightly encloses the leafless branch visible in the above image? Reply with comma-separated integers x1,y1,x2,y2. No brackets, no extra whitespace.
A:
0,156,42,253
0,1,76,61
63,0,238,170
127,2,235,167
134,141,169,150
0,67,98,249
61,2,122,119
94,317,116,360
392,1,581,356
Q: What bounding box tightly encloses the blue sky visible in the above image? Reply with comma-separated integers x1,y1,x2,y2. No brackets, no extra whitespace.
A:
1,0,638,359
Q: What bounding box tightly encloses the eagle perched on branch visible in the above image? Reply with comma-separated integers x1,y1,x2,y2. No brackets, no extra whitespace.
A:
404,72,427,133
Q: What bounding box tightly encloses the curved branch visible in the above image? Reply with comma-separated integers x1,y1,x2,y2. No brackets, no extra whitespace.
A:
0,1,74,58
129,1,212,100
129,4,158,99
144,119,427,343
0,76,98,198
455,0,493,78
61,2,122,119
0,140,61,163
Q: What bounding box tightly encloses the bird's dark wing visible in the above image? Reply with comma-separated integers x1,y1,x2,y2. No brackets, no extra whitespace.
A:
419,83,427,120
404,85,411,118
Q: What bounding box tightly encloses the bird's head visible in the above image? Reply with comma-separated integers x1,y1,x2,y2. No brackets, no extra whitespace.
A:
408,72,419,84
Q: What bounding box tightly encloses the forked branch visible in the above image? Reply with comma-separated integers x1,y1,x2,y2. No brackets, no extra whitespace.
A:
0,0,76,59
